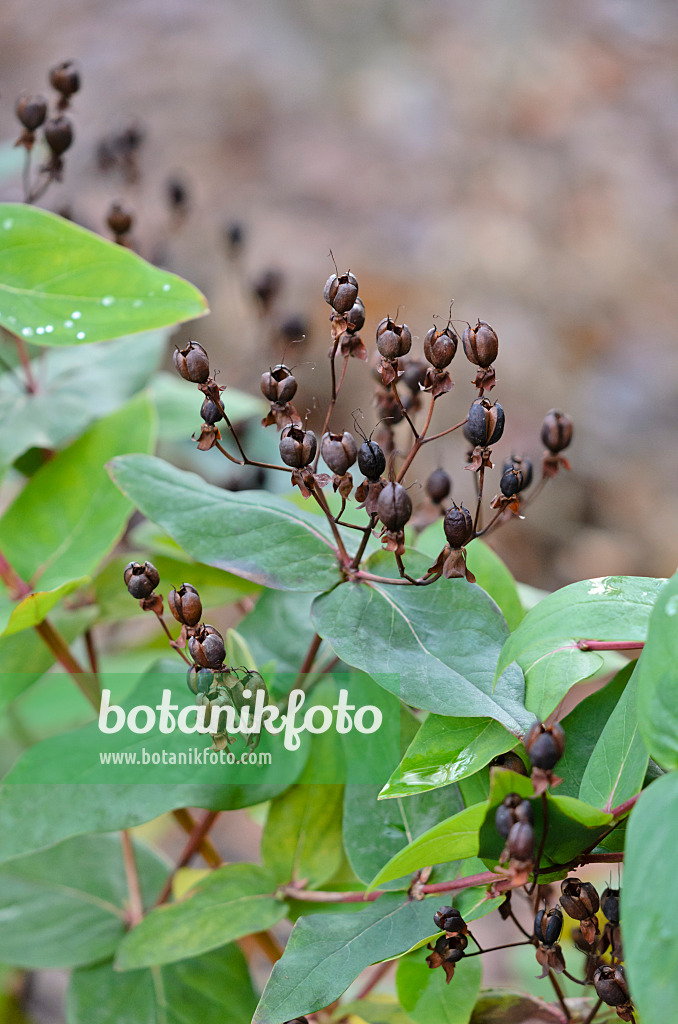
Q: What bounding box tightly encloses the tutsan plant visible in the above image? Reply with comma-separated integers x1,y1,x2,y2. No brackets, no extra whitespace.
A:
0,66,675,1024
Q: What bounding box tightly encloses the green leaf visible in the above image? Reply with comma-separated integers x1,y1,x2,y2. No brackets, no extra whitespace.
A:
0,331,166,470
477,769,612,871
150,372,265,441
579,665,648,811
67,945,257,1024
381,716,515,799
397,950,482,1024
311,565,533,733
335,998,414,1024
116,864,285,970
637,569,678,770
238,589,318,680
0,835,167,968
554,665,633,797
108,454,344,592
368,803,487,890
1,576,88,637
416,529,525,632
495,576,665,719
469,990,565,1022
0,672,305,863
262,732,344,888
0,203,207,345
624,772,678,1023
0,393,156,591
252,895,439,1024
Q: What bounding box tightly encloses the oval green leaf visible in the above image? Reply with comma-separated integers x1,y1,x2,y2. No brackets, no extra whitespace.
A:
0,203,207,345
637,568,678,770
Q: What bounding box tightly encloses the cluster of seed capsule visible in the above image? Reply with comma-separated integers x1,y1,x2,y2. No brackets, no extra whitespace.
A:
171,267,573,580
122,561,266,749
14,61,80,191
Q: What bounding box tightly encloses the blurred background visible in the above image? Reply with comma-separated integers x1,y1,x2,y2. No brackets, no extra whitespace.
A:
3,0,678,586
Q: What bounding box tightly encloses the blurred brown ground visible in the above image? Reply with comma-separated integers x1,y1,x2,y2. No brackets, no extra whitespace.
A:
2,0,678,588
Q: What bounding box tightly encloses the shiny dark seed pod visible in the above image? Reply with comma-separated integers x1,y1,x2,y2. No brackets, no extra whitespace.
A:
464,399,505,448
358,439,386,481
525,721,566,771
515,799,534,825
188,624,226,669
426,467,451,504
173,340,210,384
541,410,573,453
376,316,412,360
502,455,533,489
401,359,428,393
593,965,629,1008
495,793,523,839
490,751,529,775
424,326,458,369
377,482,412,532
500,466,527,497
200,397,223,425
321,431,358,475
123,560,160,599
507,820,534,861
433,906,464,932
560,878,600,921
279,424,317,468
324,271,359,314
106,201,134,237
186,665,213,696
443,503,474,549
260,364,297,404
601,887,620,925
462,320,498,368
433,933,467,961
168,583,203,627
44,116,73,156
16,94,48,131
49,60,80,99
342,297,366,334
535,907,563,947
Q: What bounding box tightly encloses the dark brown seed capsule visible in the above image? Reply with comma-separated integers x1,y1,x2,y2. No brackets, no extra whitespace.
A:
601,887,620,925
560,878,600,920
501,455,533,496
462,320,498,368
593,965,629,1007
260,365,297,404
106,201,134,238
443,503,474,548
376,316,412,360
168,583,203,627
123,561,160,600
433,906,464,933
324,271,359,314
377,482,412,531
173,340,210,384
188,624,226,669
424,326,458,369
342,297,366,335
507,820,534,861
279,424,317,468
16,94,48,131
535,907,563,947
401,359,428,393
358,440,386,481
200,397,223,425
541,410,573,453
490,751,529,775
321,431,358,475
49,60,80,100
495,793,523,839
525,721,566,771
464,399,505,448
186,665,213,696
44,116,73,156
426,467,451,504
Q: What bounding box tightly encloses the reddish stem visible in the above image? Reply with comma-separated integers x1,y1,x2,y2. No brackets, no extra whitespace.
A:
156,810,222,906
356,960,393,999
577,640,645,652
